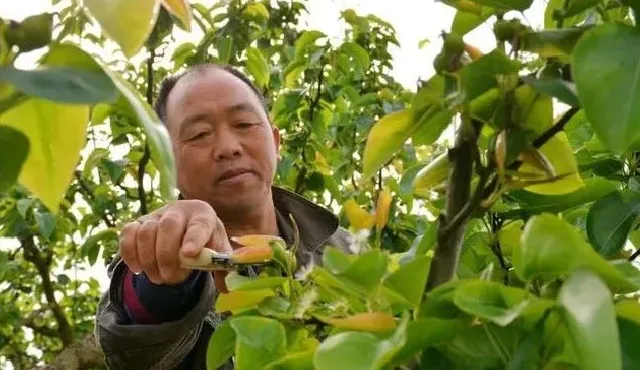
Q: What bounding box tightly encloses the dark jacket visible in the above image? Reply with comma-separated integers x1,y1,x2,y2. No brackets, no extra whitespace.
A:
94,186,353,369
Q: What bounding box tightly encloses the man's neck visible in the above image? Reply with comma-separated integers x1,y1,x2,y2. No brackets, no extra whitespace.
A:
217,196,279,238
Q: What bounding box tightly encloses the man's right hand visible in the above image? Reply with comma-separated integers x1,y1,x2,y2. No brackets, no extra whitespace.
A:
118,200,232,286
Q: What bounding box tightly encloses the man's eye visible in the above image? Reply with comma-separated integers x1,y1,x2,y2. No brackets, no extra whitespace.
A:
189,132,209,140
237,122,258,129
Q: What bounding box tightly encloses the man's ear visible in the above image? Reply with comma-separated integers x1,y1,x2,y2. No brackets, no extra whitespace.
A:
271,123,281,160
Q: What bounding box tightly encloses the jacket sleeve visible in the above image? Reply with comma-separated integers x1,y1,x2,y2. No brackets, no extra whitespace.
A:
94,255,218,370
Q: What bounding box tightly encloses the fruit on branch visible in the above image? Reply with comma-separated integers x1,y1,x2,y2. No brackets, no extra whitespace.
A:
493,19,525,43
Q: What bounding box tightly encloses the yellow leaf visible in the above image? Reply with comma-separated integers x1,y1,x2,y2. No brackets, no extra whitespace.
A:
82,0,161,57
230,234,284,249
343,199,375,230
215,289,273,313
160,0,191,30
0,99,89,213
362,109,415,181
521,133,584,195
375,189,393,230
318,312,397,333
315,152,332,175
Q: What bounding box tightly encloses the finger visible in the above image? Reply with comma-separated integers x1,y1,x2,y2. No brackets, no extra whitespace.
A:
155,211,187,282
208,217,232,254
136,220,161,284
119,222,142,273
181,214,215,257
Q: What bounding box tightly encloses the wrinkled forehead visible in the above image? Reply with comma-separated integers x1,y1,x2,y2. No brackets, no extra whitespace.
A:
165,67,266,128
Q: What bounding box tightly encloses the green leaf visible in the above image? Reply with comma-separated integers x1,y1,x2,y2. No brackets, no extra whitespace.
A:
522,75,580,107
0,125,29,192
82,228,117,265
206,318,236,370
340,250,388,293
42,43,176,200
411,107,453,146
565,0,600,17
323,246,353,274
389,318,461,365
558,270,621,370
383,255,430,307
313,316,408,370
82,0,160,57
586,190,640,258
520,27,589,58
0,98,88,213
502,177,618,217
246,47,270,88
544,0,587,28
230,316,287,370
618,317,640,370
471,0,533,11
362,109,416,180
295,30,326,58
514,213,639,293
216,36,234,63
231,276,287,291
573,23,640,154
340,42,370,73
452,8,495,35
398,223,437,265
460,49,520,101
34,210,55,239
265,350,314,370
453,280,530,326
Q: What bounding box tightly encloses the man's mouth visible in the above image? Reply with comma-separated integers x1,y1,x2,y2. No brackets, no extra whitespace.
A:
217,168,252,182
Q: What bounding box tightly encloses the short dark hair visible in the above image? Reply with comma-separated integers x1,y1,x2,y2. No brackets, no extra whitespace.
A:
153,63,269,125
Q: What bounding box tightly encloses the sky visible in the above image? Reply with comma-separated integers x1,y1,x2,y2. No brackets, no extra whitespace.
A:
0,0,546,290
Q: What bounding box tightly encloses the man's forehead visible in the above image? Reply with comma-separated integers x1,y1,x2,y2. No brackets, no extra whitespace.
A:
168,68,263,115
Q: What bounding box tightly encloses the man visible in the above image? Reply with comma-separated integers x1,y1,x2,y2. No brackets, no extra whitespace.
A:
94,64,353,369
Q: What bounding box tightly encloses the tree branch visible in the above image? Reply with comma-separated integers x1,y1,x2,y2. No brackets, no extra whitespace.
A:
532,107,579,149
74,171,115,228
20,235,73,346
426,117,479,291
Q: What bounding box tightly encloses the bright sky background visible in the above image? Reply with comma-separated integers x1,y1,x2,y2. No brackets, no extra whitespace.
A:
0,0,546,291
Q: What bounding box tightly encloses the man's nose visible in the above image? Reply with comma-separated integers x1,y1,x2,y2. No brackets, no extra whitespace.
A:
212,125,242,159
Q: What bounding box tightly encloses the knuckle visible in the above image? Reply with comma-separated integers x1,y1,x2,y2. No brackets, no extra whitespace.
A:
159,213,181,229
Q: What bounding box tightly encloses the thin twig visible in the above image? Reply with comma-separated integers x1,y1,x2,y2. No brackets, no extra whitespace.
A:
137,145,151,215
532,107,579,149
629,248,640,262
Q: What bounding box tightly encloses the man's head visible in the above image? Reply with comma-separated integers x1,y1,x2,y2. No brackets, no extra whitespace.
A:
154,64,280,219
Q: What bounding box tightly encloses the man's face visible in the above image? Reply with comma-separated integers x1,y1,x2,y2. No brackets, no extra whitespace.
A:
164,67,280,216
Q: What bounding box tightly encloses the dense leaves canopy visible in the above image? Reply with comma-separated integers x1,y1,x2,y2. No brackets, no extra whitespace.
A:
0,0,639,369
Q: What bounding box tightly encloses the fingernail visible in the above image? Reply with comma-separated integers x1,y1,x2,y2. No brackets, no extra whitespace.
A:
183,242,196,254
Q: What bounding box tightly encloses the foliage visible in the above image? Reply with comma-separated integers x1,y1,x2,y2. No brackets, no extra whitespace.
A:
0,0,639,369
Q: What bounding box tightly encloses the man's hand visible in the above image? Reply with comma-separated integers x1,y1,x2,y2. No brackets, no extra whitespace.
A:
118,200,232,285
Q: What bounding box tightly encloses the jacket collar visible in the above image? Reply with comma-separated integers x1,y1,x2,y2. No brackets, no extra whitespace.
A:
271,186,339,252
